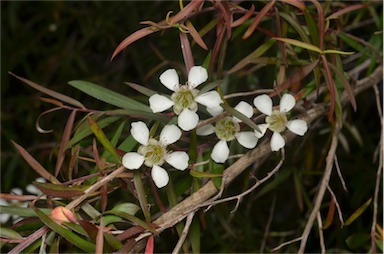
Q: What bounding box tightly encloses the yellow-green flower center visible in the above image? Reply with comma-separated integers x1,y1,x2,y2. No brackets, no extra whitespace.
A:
138,138,167,167
266,110,287,133
215,116,240,141
171,85,199,115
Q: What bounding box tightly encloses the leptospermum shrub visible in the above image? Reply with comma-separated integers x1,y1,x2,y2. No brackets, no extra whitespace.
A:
1,1,382,253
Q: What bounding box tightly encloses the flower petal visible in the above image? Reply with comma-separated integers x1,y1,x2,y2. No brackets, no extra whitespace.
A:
196,124,215,136
195,91,223,108
165,151,189,171
286,119,308,136
122,152,145,169
255,123,269,138
149,94,174,113
178,108,199,131
211,140,230,163
131,121,149,145
188,66,208,88
253,94,273,116
270,132,285,151
151,165,169,188
235,132,258,149
159,69,179,91
233,101,254,122
160,124,181,145
279,93,296,113
206,105,223,116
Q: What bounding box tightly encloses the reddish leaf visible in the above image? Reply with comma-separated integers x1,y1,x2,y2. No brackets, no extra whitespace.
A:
111,26,161,60
78,220,98,241
96,218,104,254
185,21,208,50
116,226,145,241
168,0,204,25
243,0,276,39
231,5,255,28
34,182,85,198
280,0,306,12
145,235,154,254
272,60,319,95
323,197,336,229
55,110,77,177
320,55,336,121
179,32,194,72
308,0,325,50
11,140,61,184
327,4,367,20
215,1,232,39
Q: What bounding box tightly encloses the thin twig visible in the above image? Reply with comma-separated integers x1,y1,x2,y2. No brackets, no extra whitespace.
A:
224,89,274,99
271,237,302,252
334,155,348,192
298,123,341,254
171,212,195,254
370,84,383,253
327,185,345,226
66,166,126,210
317,212,326,254
260,193,277,253
199,149,285,212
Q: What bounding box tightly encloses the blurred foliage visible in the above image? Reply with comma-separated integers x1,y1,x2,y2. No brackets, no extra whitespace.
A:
1,1,383,253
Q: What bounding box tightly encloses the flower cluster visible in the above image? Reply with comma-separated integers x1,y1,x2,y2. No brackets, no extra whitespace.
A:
122,66,308,187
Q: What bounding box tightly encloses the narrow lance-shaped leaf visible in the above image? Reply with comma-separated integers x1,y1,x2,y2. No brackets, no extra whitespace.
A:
68,80,151,112
88,116,121,163
11,141,61,184
55,110,77,177
9,72,85,109
326,4,368,20
34,182,85,198
145,235,154,254
243,0,276,39
32,206,96,253
323,197,336,229
185,20,208,50
344,198,372,226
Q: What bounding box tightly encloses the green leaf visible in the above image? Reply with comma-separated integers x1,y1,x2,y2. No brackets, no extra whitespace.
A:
0,205,51,217
345,233,370,249
254,169,292,199
68,80,150,112
190,170,222,178
66,116,120,148
106,109,169,122
88,116,121,163
322,49,354,55
111,203,140,215
124,82,157,97
210,161,224,189
273,37,322,53
104,210,155,233
33,207,96,253
104,232,124,251
344,198,372,226
0,227,23,240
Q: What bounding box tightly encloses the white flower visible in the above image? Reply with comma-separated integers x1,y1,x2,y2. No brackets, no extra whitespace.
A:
122,121,189,188
197,101,259,163
253,94,308,151
0,188,27,224
149,66,223,131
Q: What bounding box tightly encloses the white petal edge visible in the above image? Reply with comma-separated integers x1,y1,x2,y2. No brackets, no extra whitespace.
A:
206,105,223,116
286,119,308,136
178,108,199,131
233,101,254,122
255,123,269,138
130,121,149,146
279,93,296,113
211,140,230,163
253,94,273,116
159,69,179,91
195,91,223,108
26,184,42,195
166,151,189,171
151,165,169,188
270,132,285,151
160,124,181,145
235,132,258,149
122,152,145,169
149,94,174,113
188,66,208,88
196,124,215,136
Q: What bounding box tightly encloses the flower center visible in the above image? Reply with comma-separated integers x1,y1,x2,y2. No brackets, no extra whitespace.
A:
171,84,199,115
215,116,240,141
138,138,167,167
266,110,287,133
